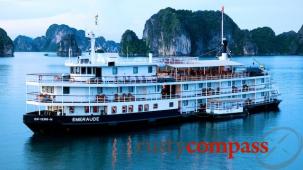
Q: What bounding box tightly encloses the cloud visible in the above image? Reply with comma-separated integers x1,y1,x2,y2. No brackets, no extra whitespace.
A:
0,12,89,39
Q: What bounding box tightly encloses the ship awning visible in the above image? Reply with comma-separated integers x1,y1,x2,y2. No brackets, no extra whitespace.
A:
208,98,244,103
167,60,243,68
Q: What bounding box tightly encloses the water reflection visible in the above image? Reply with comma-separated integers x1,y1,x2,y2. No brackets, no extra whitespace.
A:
24,111,280,169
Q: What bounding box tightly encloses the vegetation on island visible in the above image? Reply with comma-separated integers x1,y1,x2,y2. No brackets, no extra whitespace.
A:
13,24,120,57
0,28,14,57
121,7,303,56
5,7,303,57
120,30,149,56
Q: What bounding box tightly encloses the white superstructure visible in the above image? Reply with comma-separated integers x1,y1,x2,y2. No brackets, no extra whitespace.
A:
25,48,280,116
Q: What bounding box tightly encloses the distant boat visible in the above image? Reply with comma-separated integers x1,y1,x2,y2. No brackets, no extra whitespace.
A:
44,53,49,56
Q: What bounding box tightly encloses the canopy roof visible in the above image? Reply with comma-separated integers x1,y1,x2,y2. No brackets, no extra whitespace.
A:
167,60,242,68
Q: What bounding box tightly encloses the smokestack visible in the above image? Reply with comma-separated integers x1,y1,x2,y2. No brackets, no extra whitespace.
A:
222,38,228,53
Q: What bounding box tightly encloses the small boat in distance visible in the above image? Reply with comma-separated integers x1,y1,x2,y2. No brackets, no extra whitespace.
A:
23,9,281,134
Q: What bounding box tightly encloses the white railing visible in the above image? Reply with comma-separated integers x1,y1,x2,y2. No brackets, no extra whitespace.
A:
26,84,274,104
26,72,268,85
174,73,251,81
26,74,159,84
153,57,199,65
26,92,178,104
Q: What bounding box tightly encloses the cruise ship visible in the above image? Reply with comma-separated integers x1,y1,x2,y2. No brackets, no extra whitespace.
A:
23,11,281,134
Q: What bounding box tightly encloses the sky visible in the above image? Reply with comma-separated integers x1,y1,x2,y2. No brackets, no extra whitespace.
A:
0,0,302,42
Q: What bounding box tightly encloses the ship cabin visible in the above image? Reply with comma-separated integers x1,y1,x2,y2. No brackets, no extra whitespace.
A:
157,59,248,81
66,55,158,83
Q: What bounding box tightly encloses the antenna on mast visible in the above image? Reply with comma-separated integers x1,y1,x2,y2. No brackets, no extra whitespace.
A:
221,5,224,45
95,13,99,26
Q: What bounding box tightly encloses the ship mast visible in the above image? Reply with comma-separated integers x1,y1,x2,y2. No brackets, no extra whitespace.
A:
221,6,224,45
219,6,229,61
88,13,98,64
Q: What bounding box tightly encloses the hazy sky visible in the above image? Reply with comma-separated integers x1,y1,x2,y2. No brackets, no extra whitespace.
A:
0,0,302,42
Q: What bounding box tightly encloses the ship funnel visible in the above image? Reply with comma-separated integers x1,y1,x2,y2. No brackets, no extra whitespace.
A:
219,38,229,60
222,38,228,53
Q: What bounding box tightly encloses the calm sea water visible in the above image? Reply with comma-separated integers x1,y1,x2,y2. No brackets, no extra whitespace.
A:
0,52,302,170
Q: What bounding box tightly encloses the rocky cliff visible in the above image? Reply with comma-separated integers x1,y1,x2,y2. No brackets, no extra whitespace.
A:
0,28,14,57
142,8,245,56
139,8,303,56
57,34,81,57
14,24,120,56
296,26,303,54
14,35,36,52
120,30,148,56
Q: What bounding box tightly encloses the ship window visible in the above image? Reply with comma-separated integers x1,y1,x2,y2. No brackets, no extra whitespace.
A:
112,67,118,75
129,86,134,93
199,83,203,88
118,87,123,93
111,106,117,114
81,67,86,74
93,106,99,113
70,67,75,74
261,78,265,83
138,105,143,112
42,86,54,93
169,102,174,107
128,105,133,113
100,106,107,115
232,81,235,86
157,85,161,92
63,87,70,94
133,67,138,74
122,105,127,113
242,80,246,84
228,81,231,87
69,106,74,113
148,66,152,73
153,103,158,109
184,100,188,106
97,87,103,94
84,106,89,113
207,83,211,88
144,104,149,111
242,94,247,98
261,92,265,96
183,84,189,91
75,67,80,74
87,67,92,74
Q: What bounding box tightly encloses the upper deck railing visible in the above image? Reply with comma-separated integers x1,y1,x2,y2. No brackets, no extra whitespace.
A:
26,72,267,85
26,84,275,104
64,56,200,66
153,57,199,65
